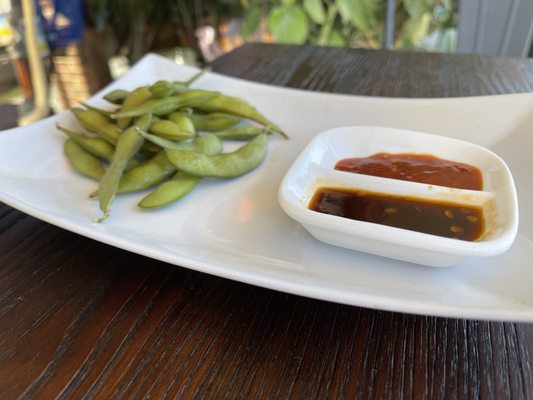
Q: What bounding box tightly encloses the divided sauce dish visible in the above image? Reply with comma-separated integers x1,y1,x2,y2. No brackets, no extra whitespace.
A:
278,126,519,267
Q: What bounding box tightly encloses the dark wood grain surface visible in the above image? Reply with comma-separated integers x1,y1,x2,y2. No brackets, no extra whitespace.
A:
1,43,533,399
210,43,533,98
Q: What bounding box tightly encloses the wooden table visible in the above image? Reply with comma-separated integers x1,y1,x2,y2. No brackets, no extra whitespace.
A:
1,43,533,399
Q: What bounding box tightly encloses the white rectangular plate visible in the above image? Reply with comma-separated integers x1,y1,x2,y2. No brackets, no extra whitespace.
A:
1,53,533,321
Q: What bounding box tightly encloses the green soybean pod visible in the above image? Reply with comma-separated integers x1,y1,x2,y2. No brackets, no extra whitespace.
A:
97,114,152,222
140,140,162,155
215,126,272,140
64,139,105,180
57,124,141,170
139,130,222,154
72,108,121,145
148,69,209,98
138,171,201,209
117,150,176,194
166,112,195,135
80,102,115,119
177,112,240,132
117,86,152,129
189,133,223,156
137,130,195,150
113,96,181,119
111,90,219,119
122,134,222,207
149,119,195,141
149,80,174,98
193,95,287,139
165,133,267,178
57,124,115,160
103,89,130,104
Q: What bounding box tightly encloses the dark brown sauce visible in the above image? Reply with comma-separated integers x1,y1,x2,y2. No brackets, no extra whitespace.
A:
335,153,483,190
309,187,484,241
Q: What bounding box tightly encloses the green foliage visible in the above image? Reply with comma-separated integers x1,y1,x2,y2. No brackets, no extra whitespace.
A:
241,0,459,51
303,0,326,25
336,0,377,33
268,5,309,44
242,5,262,40
90,0,458,62
397,12,432,48
90,0,244,61
403,0,430,18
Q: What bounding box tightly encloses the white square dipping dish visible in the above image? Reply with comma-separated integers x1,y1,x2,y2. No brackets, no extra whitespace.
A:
278,126,519,267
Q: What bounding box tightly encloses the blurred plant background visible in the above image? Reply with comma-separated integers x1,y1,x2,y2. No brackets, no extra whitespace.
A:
89,0,458,64
0,0,458,119
242,0,457,51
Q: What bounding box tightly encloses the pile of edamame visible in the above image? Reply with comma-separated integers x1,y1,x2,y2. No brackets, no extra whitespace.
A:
59,69,286,222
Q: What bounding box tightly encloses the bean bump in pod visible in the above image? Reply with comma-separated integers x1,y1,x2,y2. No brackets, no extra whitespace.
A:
149,119,195,141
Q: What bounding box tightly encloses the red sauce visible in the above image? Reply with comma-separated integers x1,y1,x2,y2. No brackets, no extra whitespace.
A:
309,187,484,241
335,153,482,190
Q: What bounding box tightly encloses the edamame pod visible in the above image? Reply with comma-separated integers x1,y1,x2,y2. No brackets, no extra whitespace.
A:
57,124,141,170
189,133,223,156
111,90,219,119
57,124,114,160
137,130,195,150
149,80,178,98
149,69,209,98
97,114,152,222
166,112,195,135
193,95,287,139
149,80,187,98
91,133,223,197
186,112,241,131
138,171,201,209
117,86,152,129
103,89,129,104
120,132,222,195
215,126,272,140
138,130,222,154
72,108,121,145
117,151,176,194
80,102,115,119
165,133,267,178
149,119,194,141
64,139,105,180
